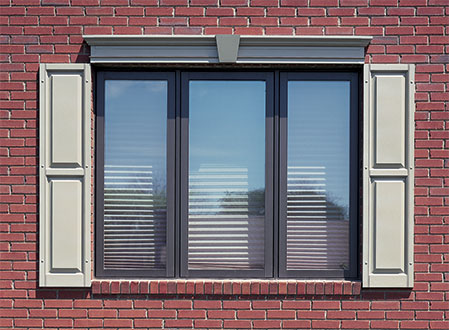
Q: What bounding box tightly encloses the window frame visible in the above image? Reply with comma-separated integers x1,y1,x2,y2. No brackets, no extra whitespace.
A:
278,72,359,279
179,72,275,278
95,69,359,280
95,71,176,278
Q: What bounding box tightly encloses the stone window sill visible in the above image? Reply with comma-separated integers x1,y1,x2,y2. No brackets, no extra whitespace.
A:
92,280,361,296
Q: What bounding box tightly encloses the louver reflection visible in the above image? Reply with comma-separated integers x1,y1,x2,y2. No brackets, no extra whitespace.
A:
286,166,349,270
188,165,264,270
104,165,166,270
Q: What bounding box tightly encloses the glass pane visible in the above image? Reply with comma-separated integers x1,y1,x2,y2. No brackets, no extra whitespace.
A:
188,81,266,271
104,80,167,270
286,80,350,271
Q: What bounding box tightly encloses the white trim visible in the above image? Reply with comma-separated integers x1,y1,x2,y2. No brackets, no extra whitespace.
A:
84,35,372,64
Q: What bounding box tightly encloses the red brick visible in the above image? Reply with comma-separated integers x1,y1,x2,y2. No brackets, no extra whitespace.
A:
237,310,265,319
386,311,414,319
134,300,162,309
177,309,205,319
253,300,280,309
416,311,445,320
223,300,251,309
88,309,117,318
267,310,295,319
195,319,222,328
119,309,146,318
342,301,370,310
44,319,72,327
298,311,326,319
253,320,281,328
312,320,341,328
430,321,449,329
164,300,192,309
165,319,193,328
104,319,132,327
59,309,87,318
134,319,163,328
224,320,251,328
342,320,370,329
402,321,430,329
208,310,235,319
371,320,400,329
372,301,401,310
283,320,311,328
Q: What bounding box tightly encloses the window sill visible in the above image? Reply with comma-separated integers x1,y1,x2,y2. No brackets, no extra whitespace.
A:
91,280,361,296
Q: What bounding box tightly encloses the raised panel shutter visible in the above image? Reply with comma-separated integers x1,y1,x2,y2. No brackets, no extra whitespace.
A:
39,64,91,287
363,64,415,288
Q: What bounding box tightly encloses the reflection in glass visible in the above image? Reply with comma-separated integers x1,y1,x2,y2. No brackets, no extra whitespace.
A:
104,80,167,270
188,81,266,270
287,81,350,270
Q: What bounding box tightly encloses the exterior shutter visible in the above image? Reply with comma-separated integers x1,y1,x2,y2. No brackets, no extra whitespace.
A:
39,64,91,287
363,64,415,288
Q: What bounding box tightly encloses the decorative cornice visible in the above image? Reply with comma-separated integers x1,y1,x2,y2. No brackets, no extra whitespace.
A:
84,35,372,64
84,35,372,47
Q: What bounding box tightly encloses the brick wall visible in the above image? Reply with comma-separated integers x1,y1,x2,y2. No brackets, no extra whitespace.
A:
1,0,448,329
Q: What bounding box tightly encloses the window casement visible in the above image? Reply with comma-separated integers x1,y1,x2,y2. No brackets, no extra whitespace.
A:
95,70,358,279
39,36,414,288
96,72,176,278
179,72,274,278
278,72,359,279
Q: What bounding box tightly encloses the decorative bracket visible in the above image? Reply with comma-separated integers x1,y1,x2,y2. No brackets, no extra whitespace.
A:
216,35,240,63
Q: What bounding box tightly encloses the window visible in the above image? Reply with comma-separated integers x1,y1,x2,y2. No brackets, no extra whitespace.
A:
96,70,359,279
279,73,358,279
40,57,415,288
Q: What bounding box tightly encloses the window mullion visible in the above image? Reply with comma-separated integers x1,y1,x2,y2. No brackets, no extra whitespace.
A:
174,69,182,278
272,70,280,278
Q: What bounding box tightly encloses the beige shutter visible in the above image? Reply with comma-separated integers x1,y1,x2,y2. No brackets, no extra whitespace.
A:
363,64,415,288
39,64,91,287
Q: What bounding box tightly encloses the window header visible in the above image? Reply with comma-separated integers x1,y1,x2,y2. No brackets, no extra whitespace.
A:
84,35,372,65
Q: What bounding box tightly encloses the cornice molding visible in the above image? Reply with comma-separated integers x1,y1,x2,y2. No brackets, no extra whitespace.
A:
84,35,372,64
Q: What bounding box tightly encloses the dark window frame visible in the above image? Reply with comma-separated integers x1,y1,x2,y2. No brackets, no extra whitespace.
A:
278,72,359,279
95,69,359,280
179,72,275,278
95,72,176,278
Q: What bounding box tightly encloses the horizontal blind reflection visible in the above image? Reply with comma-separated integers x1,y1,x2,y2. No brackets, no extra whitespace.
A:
104,165,166,270
188,165,264,270
287,166,349,270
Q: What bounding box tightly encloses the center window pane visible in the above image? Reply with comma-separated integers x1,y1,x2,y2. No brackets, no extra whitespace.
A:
188,81,266,271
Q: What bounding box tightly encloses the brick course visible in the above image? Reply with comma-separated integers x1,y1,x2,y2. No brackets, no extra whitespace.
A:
1,0,448,329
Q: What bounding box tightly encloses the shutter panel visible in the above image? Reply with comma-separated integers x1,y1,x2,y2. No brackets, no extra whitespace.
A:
39,64,91,287
363,64,415,288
